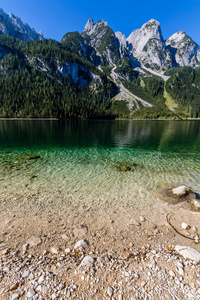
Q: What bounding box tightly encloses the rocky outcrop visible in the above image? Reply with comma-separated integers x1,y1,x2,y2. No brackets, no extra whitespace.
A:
83,18,120,65
166,31,200,66
127,19,173,70
115,31,128,56
0,8,43,42
57,61,102,88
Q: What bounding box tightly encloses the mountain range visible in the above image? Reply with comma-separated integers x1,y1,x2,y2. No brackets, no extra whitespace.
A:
0,8,199,119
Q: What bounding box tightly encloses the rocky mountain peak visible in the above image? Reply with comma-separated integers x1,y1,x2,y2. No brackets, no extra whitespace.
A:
127,19,172,69
83,18,109,36
166,30,200,66
84,18,94,32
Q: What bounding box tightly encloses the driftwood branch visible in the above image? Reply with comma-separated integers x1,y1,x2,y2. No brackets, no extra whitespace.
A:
166,213,195,241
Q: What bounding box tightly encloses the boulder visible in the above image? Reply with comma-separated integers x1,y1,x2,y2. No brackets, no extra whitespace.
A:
172,186,192,197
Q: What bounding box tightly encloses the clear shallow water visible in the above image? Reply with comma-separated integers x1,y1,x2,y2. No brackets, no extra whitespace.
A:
0,120,200,208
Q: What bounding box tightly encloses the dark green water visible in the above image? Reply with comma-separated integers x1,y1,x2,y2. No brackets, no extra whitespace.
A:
0,120,200,207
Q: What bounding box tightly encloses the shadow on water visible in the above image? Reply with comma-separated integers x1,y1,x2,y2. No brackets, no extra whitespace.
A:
0,120,199,154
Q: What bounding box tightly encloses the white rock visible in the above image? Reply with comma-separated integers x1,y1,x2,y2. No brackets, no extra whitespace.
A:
175,245,200,263
26,236,41,247
169,270,175,278
80,255,94,267
177,266,185,276
172,186,191,196
38,275,45,284
26,288,35,298
65,248,71,253
66,290,71,297
107,286,113,297
22,243,29,252
139,216,146,222
61,234,69,241
181,223,190,230
36,285,47,293
10,294,19,300
74,239,88,249
130,219,141,226
22,270,30,278
50,247,58,254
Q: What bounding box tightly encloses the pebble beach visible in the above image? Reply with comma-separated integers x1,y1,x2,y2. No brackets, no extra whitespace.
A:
1,190,200,300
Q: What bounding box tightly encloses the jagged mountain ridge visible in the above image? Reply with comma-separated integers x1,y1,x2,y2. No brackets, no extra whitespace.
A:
0,8,43,42
79,17,200,70
0,8,200,119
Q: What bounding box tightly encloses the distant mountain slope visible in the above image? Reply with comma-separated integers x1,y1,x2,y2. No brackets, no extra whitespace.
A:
0,8,43,41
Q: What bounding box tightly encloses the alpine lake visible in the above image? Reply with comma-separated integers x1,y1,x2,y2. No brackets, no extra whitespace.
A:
0,120,200,212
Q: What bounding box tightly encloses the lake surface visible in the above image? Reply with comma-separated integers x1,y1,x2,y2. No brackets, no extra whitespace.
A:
0,120,200,209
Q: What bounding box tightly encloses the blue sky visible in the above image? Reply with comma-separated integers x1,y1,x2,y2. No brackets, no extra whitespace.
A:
1,0,200,44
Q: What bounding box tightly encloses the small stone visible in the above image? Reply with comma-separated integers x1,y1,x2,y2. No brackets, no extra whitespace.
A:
74,239,88,249
29,273,34,280
26,236,41,247
169,270,175,278
52,293,58,299
194,235,199,244
73,225,88,237
177,267,184,276
130,219,141,226
107,286,113,297
65,248,71,253
181,223,190,230
61,234,69,242
36,285,47,293
141,281,146,287
175,245,200,263
59,282,66,290
2,248,9,255
10,282,19,291
22,270,30,278
80,255,94,267
66,290,71,297
50,247,58,254
139,216,146,222
26,288,35,298
10,294,20,300
0,243,6,247
192,226,198,232
22,243,29,252
38,275,45,284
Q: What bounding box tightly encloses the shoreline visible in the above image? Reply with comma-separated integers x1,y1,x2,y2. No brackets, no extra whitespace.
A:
0,117,200,121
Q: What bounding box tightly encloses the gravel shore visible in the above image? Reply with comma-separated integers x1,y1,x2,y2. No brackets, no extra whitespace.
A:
0,198,200,300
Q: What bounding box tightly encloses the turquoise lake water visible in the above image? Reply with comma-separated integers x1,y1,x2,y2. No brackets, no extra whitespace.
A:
0,120,200,208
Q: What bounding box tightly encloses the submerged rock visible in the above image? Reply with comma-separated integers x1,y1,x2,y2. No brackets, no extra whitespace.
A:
115,161,141,172
156,186,200,210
